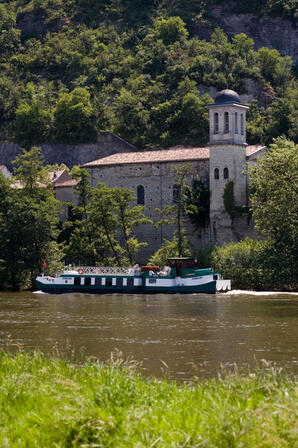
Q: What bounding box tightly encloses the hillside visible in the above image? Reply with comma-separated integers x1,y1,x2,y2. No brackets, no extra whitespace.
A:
0,0,297,152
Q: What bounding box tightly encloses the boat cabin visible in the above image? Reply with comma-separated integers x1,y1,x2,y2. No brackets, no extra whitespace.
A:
167,258,197,277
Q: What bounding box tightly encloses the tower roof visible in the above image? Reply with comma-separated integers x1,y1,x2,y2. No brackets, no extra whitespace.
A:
214,89,241,105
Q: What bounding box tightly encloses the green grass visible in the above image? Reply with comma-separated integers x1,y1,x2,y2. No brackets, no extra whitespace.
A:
0,351,297,447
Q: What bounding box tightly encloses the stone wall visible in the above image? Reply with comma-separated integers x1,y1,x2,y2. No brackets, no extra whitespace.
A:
86,159,210,263
0,132,136,171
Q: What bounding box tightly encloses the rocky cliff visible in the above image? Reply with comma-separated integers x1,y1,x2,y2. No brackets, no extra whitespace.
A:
195,4,297,64
0,132,137,171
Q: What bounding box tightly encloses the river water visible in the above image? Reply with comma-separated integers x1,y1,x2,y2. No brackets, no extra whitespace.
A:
0,291,297,380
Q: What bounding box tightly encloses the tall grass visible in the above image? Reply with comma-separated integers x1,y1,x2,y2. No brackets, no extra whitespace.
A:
0,351,297,447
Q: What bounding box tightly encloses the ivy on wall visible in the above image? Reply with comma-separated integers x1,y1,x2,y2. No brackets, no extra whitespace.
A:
223,180,249,221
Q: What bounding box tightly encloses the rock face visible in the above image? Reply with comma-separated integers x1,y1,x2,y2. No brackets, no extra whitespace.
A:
0,132,137,170
195,5,298,64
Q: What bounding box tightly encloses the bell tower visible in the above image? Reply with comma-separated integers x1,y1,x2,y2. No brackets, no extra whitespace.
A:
206,89,249,242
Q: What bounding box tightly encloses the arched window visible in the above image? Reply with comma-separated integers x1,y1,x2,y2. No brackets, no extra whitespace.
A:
137,185,145,205
173,184,180,203
240,113,244,135
224,112,229,133
235,112,238,134
214,113,219,134
223,167,229,179
214,168,219,180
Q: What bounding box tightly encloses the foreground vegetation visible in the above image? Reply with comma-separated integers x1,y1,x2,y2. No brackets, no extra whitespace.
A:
0,351,297,447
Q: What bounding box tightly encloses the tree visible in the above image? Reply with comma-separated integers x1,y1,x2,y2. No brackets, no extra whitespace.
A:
186,178,210,229
14,84,53,149
148,236,191,267
62,167,103,265
153,16,188,45
0,147,62,289
111,187,152,264
88,183,125,266
247,136,298,286
0,5,20,59
155,164,194,257
53,87,97,143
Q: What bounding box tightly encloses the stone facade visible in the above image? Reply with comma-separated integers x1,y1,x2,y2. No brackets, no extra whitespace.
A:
84,150,210,262
75,89,266,262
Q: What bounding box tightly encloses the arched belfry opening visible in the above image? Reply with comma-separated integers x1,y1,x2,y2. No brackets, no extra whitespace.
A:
206,89,248,145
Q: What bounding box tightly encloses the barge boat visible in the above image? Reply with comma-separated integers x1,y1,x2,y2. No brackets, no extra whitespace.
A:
36,258,231,295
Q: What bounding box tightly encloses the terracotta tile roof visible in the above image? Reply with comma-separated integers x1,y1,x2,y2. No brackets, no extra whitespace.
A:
246,145,266,156
54,179,79,187
82,144,265,168
83,147,210,167
49,170,65,181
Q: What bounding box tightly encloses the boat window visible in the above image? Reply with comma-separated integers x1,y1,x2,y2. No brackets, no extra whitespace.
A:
127,278,134,287
106,278,112,286
137,185,145,205
95,277,102,286
116,278,123,287
149,279,156,284
84,277,91,286
74,277,81,286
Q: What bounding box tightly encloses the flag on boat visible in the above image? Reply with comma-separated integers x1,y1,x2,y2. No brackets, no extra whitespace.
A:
43,260,46,269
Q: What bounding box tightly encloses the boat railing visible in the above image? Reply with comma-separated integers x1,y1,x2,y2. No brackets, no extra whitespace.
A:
67,266,137,276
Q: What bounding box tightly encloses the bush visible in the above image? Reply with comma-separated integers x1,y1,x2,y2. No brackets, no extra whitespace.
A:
211,238,297,291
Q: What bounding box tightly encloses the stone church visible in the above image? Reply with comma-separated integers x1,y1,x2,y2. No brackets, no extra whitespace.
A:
56,89,266,262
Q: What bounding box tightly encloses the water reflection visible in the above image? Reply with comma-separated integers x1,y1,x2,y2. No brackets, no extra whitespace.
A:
0,291,297,380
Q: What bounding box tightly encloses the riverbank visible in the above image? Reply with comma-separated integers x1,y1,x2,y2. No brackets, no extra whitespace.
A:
0,351,297,447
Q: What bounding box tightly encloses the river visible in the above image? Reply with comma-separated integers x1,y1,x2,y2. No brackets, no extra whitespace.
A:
0,291,297,380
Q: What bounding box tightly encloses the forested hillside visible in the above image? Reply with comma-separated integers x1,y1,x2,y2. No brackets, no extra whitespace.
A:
0,0,297,150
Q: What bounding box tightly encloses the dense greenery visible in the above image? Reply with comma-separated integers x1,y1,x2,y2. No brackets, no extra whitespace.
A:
0,147,62,290
212,137,298,290
0,1,296,150
0,350,297,447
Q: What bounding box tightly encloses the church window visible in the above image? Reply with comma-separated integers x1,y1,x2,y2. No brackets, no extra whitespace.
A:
240,113,244,135
214,113,219,134
235,112,238,134
223,167,229,179
173,184,180,202
224,112,229,133
214,168,219,180
67,205,73,219
137,185,145,205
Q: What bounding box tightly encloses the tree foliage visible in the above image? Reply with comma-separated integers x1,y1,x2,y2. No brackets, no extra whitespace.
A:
247,136,298,284
0,1,296,148
0,147,62,289
62,171,152,266
213,137,298,290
